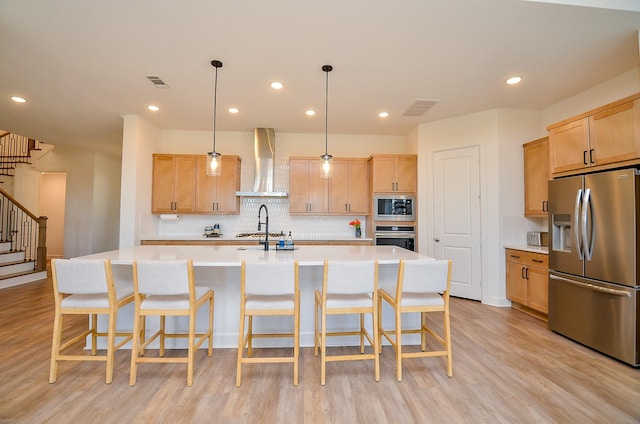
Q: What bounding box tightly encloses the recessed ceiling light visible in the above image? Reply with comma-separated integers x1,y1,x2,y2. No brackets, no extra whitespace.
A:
147,105,159,111
228,107,239,114
378,112,389,118
271,82,283,90
506,76,522,85
11,96,26,103
305,110,316,116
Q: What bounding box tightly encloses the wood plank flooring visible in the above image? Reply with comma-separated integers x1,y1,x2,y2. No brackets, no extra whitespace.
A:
1,276,638,423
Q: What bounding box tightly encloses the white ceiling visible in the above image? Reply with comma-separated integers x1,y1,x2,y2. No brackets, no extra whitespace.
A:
1,0,639,157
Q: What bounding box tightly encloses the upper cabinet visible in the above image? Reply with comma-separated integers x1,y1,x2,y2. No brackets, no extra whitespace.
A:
548,93,640,177
289,158,329,214
195,155,241,214
329,159,370,214
152,154,197,214
370,154,417,193
152,154,241,215
523,137,549,217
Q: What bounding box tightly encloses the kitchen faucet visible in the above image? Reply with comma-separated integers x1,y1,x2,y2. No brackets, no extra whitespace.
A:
258,204,269,251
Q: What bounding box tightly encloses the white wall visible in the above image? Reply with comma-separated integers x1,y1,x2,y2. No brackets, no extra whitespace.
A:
92,153,121,253
119,115,159,248
37,145,122,257
40,172,66,258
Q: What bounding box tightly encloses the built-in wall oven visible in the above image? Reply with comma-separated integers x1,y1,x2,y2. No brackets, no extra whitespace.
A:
374,225,415,251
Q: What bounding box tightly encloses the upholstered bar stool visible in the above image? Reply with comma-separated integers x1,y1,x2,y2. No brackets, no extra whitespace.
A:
130,259,214,387
236,260,300,386
314,259,379,385
49,258,134,384
378,259,453,381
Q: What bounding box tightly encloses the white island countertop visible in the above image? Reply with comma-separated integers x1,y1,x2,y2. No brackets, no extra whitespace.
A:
76,244,429,266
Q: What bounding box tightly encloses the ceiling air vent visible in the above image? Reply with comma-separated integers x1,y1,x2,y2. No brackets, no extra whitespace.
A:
146,76,170,88
402,98,439,117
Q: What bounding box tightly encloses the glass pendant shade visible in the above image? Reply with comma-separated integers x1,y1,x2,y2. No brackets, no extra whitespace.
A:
320,153,333,178
206,151,221,176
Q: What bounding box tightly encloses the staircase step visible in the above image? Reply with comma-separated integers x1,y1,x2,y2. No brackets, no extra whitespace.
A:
0,269,47,289
0,241,11,253
0,260,35,276
0,251,26,264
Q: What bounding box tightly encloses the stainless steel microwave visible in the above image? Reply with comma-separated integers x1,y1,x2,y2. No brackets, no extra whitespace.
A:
373,195,415,221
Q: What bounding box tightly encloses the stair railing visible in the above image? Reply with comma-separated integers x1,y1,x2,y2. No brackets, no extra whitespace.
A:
0,133,41,177
0,188,47,272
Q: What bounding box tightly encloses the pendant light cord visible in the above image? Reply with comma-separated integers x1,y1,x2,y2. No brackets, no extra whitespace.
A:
322,64,332,156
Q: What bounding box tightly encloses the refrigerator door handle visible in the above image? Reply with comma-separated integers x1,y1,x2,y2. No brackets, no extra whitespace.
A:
550,274,631,297
574,188,584,260
582,188,594,261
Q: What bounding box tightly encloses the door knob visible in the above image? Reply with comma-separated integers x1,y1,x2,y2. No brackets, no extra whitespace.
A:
434,237,440,242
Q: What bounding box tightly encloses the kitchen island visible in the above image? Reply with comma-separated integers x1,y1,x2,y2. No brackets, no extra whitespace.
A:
77,245,431,349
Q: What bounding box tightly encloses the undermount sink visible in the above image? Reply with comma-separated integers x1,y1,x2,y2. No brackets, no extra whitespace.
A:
236,246,269,251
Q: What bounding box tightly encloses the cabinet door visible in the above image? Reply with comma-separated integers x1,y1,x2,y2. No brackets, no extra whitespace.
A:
527,266,549,314
195,156,217,213
308,160,329,213
395,156,417,192
590,99,640,166
329,160,349,213
347,159,370,213
371,156,396,192
506,260,527,305
549,118,589,174
152,155,177,213
215,156,241,213
289,159,311,213
173,156,197,213
523,137,549,217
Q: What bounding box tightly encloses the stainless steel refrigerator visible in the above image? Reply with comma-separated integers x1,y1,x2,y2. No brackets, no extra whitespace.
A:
548,167,639,366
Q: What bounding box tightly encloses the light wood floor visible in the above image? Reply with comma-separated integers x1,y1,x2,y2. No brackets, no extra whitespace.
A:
1,275,638,424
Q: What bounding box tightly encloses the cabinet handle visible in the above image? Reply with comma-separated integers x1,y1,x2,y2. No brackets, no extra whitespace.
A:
583,150,588,165
510,254,521,259
392,182,395,191
345,203,348,212
589,149,595,164
521,267,526,279
531,259,544,263
525,268,530,279
348,204,351,212
216,202,219,211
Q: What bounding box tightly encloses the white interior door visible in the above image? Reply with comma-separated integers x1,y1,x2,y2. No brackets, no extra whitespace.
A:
433,146,482,300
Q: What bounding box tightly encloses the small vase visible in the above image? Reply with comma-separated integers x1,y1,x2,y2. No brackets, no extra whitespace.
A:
355,227,362,238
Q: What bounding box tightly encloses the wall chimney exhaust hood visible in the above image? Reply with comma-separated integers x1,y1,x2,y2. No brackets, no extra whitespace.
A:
236,128,288,197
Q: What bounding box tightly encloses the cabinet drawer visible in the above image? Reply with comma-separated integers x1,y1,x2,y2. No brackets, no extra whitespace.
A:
527,252,548,268
505,249,526,264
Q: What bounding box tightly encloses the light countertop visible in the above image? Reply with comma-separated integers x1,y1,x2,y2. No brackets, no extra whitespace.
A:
504,244,548,254
141,234,373,242
76,244,429,266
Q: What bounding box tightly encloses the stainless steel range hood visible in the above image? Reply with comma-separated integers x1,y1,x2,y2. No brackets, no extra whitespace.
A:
236,128,288,197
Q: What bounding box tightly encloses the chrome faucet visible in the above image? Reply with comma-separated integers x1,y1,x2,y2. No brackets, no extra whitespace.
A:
258,204,269,251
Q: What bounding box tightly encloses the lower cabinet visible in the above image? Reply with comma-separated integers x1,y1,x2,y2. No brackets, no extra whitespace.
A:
505,248,549,316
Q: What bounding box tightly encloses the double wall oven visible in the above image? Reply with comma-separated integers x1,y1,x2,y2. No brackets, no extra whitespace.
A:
372,195,416,251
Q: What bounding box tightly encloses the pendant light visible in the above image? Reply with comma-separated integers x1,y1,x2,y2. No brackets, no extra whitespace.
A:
320,64,333,178
206,59,223,176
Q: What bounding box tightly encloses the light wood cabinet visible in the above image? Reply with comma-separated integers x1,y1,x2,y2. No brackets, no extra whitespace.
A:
195,155,241,214
505,248,548,316
548,94,640,176
523,137,550,217
152,154,241,215
152,154,197,213
289,158,329,214
370,155,417,193
329,159,369,214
